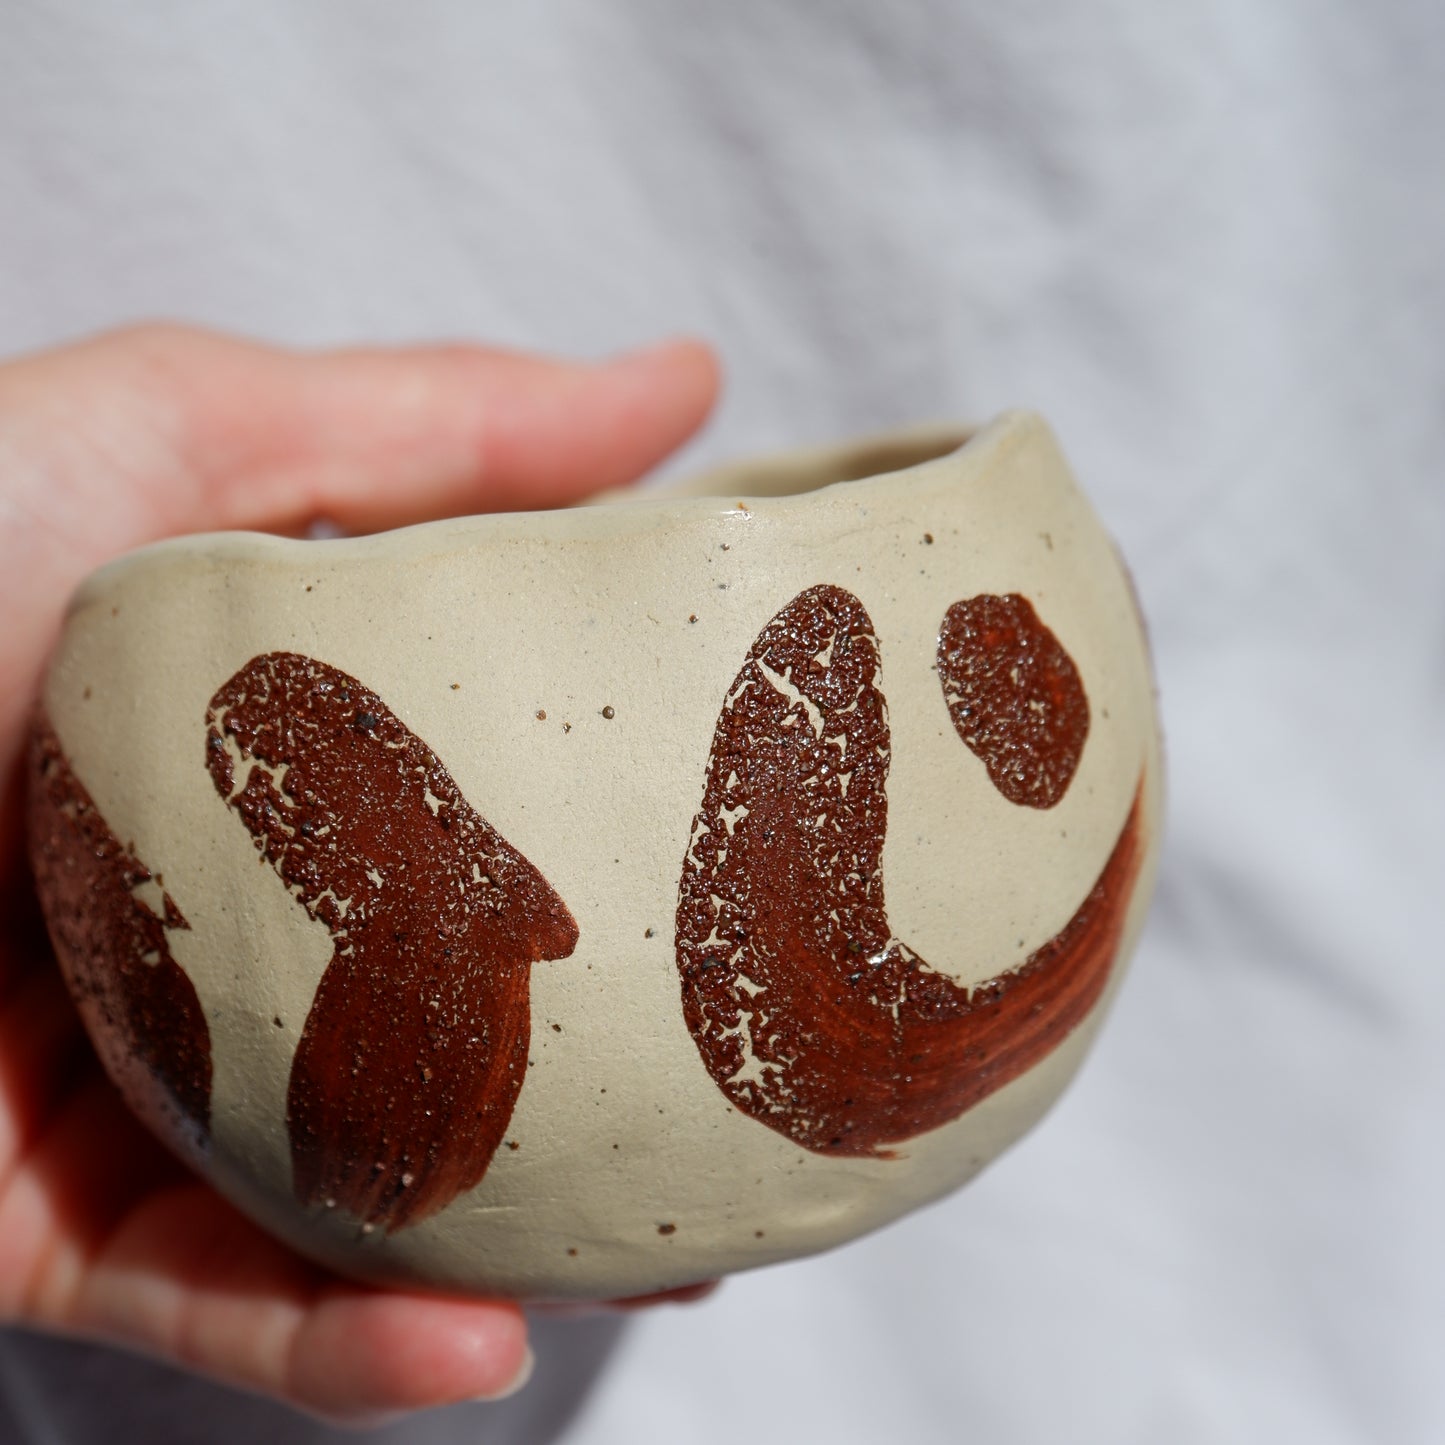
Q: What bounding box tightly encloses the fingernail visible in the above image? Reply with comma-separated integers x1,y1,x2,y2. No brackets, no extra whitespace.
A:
475,1344,535,1402
604,338,674,368
607,335,708,367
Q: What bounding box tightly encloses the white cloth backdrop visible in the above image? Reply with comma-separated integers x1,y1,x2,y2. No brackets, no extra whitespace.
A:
1,4,1440,1442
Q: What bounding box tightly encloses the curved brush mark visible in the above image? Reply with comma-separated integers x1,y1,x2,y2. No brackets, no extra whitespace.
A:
206,654,579,1233
676,585,1144,1157
27,716,211,1156
937,593,1089,809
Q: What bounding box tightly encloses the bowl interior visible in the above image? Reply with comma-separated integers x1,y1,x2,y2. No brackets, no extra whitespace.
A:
603,423,978,506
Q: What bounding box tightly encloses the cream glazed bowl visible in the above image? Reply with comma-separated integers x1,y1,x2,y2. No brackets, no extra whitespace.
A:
28,411,1162,1301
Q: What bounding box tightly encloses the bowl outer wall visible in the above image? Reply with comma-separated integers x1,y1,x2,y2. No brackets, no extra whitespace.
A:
38,410,1163,1300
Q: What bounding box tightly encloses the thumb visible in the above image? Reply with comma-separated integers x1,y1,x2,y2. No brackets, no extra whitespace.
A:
155,327,721,535
1,323,721,581
88,324,723,536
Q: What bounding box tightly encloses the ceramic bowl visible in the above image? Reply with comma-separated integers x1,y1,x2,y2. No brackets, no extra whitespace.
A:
28,411,1162,1300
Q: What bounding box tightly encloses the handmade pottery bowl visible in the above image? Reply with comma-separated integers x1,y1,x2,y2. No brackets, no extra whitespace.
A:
28,411,1161,1301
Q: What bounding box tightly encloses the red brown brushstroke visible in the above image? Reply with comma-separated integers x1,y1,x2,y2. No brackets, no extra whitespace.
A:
206,654,578,1233
937,593,1090,809
676,585,1144,1157
27,717,211,1156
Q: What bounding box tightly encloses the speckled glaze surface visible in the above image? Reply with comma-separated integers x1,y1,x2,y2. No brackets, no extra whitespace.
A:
27,412,1162,1300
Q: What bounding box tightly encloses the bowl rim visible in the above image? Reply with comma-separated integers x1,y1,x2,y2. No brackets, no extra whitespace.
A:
65,409,1046,614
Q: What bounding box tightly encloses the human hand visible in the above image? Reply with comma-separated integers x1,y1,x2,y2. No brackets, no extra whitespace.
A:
0,324,720,1425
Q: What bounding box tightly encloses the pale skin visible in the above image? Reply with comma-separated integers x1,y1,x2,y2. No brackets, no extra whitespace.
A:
0,324,721,1426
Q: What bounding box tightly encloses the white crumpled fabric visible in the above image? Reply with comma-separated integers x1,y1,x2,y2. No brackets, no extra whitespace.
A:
0,5,1440,1442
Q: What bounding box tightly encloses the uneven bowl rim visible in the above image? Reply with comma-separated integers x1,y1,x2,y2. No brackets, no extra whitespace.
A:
65,411,1042,617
